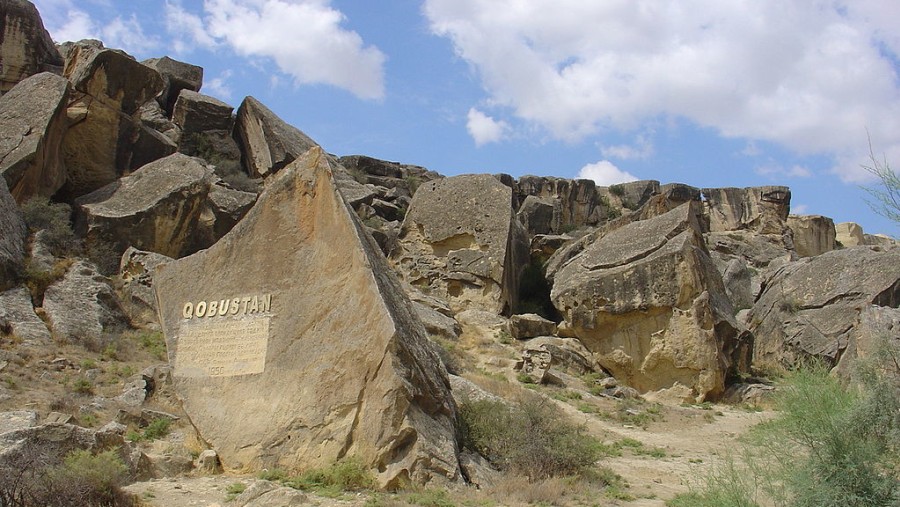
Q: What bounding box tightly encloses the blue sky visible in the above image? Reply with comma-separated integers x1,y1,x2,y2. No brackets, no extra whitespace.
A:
32,0,900,236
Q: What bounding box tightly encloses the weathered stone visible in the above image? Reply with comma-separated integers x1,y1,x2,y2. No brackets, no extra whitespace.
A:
59,42,164,198
371,198,404,222
235,481,308,507
42,260,124,343
0,72,69,201
234,96,318,179
0,0,63,94
834,305,900,380
701,186,791,233
142,56,203,114
335,177,377,209
550,203,745,400
787,214,835,257
0,287,50,342
75,153,212,259
459,451,499,489
530,234,571,262
835,222,865,247
516,176,608,231
748,246,900,368
517,195,556,235
172,90,234,148
0,410,38,435
339,155,441,199
864,233,898,247
0,179,26,287
720,258,755,312
448,375,503,406
413,301,461,340
139,100,178,140
391,174,529,314
130,124,177,171
206,183,256,240
119,247,172,328
507,313,556,340
515,347,553,383
153,147,459,487
525,336,596,376
602,180,660,211
196,449,221,474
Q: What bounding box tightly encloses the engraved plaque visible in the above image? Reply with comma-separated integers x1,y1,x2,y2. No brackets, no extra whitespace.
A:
175,317,270,377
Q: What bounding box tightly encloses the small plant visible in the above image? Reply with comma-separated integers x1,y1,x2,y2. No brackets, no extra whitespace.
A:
81,359,97,370
258,468,288,481
609,184,625,196
71,377,93,395
282,458,376,495
80,413,98,427
127,330,166,360
496,329,513,345
224,482,246,501
516,372,536,384
127,417,171,442
20,197,80,257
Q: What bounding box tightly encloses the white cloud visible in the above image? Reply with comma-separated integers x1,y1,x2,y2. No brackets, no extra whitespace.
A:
47,9,99,42
600,132,654,160
424,0,900,181
755,163,812,179
576,160,638,186
792,204,809,215
466,108,508,146
165,1,218,53
204,70,234,101
101,15,160,55
192,0,386,100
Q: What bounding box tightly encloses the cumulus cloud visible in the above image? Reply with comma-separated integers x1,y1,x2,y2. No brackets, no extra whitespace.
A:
466,108,508,146
102,15,160,55
424,0,900,181
601,132,654,160
576,160,638,186
792,204,809,215
755,163,812,179
167,0,386,100
204,71,234,101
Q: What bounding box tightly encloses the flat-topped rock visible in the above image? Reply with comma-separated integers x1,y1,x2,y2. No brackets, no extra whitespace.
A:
0,0,63,94
142,56,203,114
787,214,835,257
154,147,460,488
702,186,791,233
391,174,529,314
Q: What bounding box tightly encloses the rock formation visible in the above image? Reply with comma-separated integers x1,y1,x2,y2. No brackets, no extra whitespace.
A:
234,96,318,179
391,174,529,314
787,214,835,257
551,202,747,400
701,186,791,233
42,260,125,343
748,246,900,368
0,72,70,201
0,0,63,94
0,178,26,287
154,147,460,488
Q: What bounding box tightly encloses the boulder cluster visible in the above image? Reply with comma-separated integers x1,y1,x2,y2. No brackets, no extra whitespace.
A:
1,0,898,492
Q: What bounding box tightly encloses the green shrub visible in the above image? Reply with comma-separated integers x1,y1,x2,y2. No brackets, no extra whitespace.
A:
280,459,375,495
71,377,93,395
459,396,601,480
127,418,171,442
20,197,80,257
224,482,246,501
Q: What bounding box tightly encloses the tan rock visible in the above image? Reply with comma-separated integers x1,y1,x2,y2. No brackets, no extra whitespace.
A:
507,313,556,340
154,147,460,488
0,72,70,202
835,222,865,247
0,178,26,287
234,96,317,179
391,174,529,314
787,214,835,257
42,260,124,343
701,186,791,233
551,203,747,400
0,0,63,94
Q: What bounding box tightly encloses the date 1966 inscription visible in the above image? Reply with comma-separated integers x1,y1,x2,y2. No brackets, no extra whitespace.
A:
175,318,270,378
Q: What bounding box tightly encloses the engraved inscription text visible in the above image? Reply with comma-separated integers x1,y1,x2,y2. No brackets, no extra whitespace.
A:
175,318,269,378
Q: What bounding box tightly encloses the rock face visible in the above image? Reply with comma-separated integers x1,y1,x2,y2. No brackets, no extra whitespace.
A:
507,313,556,340
550,203,746,400
118,248,172,328
787,214,835,257
0,179,26,287
0,0,63,94
60,42,164,198
42,261,124,343
514,176,611,233
748,246,900,368
702,186,791,233
391,174,529,314
835,222,865,247
0,72,70,201
234,96,318,179
142,56,203,114
75,153,212,259
0,287,50,342
172,90,234,149
154,147,460,488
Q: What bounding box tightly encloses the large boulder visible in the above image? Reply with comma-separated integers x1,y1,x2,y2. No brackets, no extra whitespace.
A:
0,178,26,288
172,90,234,150
835,222,865,247
704,230,795,312
747,246,900,368
0,72,70,201
60,42,164,198
75,153,212,259
701,186,791,233
42,260,124,343
515,176,610,232
153,147,460,488
141,56,203,114
550,202,746,400
118,247,172,328
787,214,835,257
234,96,317,179
0,0,63,94
390,174,529,315
0,287,50,343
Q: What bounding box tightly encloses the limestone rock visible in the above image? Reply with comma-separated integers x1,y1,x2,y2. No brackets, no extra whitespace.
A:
525,336,596,376
602,180,660,210
748,246,900,368
413,301,461,340
515,347,553,383
142,56,203,114
0,0,63,94
130,124,177,171
507,313,556,340
517,195,556,235
787,214,835,257
835,305,900,379
60,42,164,198
704,230,795,308
206,183,256,240
42,260,124,343
515,176,609,232
338,155,440,199
172,90,234,149
835,222,865,247
0,287,50,343
234,96,318,179
391,174,529,314
550,203,746,400
0,410,38,435
118,247,172,328
448,375,503,405
702,186,791,233
196,449,221,474
0,72,70,201
75,153,212,259
153,147,459,488
0,179,26,287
